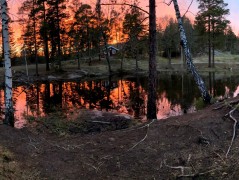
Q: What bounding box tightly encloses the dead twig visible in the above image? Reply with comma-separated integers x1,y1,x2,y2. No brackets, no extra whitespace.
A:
165,159,221,178
164,160,192,176
127,119,156,151
101,3,149,15
163,0,173,6
181,0,194,17
225,106,238,158
27,135,39,150
88,120,111,124
213,151,226,164
177,167,220,178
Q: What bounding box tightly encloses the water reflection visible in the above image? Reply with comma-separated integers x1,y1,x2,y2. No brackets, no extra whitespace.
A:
1,73,239,128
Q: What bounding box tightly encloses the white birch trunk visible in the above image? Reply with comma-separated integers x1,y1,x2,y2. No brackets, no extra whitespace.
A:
172,0,211,103
1,0,14,126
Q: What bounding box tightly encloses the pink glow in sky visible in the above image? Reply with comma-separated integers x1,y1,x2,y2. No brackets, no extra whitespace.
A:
138,0,239,35
140,0,238,34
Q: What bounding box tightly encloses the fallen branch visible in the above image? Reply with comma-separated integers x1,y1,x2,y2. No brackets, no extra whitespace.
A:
177,167,220,178
225,106,238,158
88,120,111,124
165,159,221,178
164,160,192,176
213,99,239,110
127,119,156,151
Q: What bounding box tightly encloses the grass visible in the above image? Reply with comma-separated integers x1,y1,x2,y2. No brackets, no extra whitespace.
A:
23,108,136,136
0,146,40,180
1,52,239,81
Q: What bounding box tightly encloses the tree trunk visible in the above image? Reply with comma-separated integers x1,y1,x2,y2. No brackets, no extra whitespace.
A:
56,0,62,70
208,15,211,68
96,0,101,62
212,22,215,68
33,0,38,75
103,33,112,74
147,0,157,120
172,0,211,103
1,0,14,126
135,49,139,71
77,47,80,69
96,0,111,75
168,48,172,68
43,1,50,71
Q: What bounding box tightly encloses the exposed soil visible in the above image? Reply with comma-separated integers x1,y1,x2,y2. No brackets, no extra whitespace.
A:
1,97,239,179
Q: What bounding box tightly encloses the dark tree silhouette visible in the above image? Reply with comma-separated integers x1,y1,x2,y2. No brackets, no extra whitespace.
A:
147,0,157,120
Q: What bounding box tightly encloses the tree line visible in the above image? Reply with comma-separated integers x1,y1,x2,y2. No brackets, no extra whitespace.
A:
0,0,238,70
0,0,147,70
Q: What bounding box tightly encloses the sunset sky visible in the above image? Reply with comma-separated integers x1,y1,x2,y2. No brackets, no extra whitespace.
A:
140,0,238,34
7,0,239,42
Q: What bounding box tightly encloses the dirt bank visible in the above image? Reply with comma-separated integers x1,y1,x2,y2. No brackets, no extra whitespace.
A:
1,97,239,179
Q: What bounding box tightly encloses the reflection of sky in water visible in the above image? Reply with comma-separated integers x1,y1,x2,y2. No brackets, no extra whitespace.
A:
233,86,239,97
1,74,239,128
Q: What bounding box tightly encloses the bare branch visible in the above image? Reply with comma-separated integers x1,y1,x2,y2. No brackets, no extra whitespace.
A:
163,0,173,6
182,0,194,17
101,3,149,15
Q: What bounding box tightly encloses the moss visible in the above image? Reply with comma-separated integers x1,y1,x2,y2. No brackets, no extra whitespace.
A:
195,97,207,110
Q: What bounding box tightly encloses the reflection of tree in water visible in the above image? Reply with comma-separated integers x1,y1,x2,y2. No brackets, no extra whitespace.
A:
208,72,215,96
155,74,195,113
23,73,239,120
212,75,238,98
0,87,5,120
128,78,145,119
42,82,51,113
25,84,40,115
38,81,63,114
74,77,114,111
180,74,197,112
75,81,104,109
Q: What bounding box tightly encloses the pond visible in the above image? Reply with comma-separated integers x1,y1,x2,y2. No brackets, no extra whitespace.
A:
0,72,239,128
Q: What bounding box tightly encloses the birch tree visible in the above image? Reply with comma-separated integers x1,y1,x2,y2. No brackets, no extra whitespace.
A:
195,0,229,68
1,0,14,126
171,0,211,103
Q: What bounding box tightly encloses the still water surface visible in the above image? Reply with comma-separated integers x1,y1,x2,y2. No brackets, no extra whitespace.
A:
1,72,239,128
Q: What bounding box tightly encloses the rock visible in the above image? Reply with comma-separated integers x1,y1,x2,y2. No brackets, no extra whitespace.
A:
48,75,57,80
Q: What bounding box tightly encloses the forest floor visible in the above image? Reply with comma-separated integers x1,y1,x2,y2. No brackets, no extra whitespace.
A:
1,53,239,179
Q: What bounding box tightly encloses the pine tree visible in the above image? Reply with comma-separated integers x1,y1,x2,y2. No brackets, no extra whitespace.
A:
147,0,157,120
162,18,179,68
195,0,230,67
46,0,68,70
123,1,147,70
37,0,50,71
